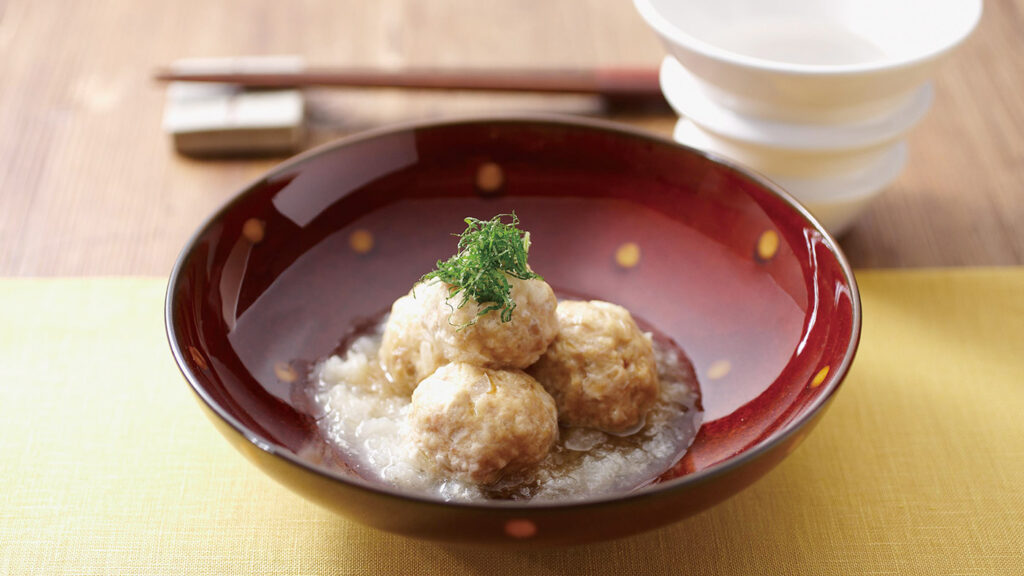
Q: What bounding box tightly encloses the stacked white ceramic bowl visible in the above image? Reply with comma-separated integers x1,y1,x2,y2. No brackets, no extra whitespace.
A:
634,0,982,235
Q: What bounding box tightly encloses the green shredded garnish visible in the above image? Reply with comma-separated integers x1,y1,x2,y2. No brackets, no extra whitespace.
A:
422,213,540,325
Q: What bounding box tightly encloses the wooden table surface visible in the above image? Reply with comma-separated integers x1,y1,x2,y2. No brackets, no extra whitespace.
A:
1,1,1021,275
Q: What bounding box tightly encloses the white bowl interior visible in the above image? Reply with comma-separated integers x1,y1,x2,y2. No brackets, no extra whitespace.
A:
643,0,981,70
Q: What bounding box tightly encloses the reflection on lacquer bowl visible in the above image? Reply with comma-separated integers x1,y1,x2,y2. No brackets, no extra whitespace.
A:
165,116,860,545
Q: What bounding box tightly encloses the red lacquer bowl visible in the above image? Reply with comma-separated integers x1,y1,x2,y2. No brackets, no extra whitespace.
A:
165,115,860,545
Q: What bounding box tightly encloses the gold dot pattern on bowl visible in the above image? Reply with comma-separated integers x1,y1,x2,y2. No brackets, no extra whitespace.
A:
475,162,504,194
349,229,374,255
242,218,265,244
811,366,830,388
187,346,208,371
504,519,537,539
707,360,731,380
756,229,779,262
615,242,641,269
274,362,298,383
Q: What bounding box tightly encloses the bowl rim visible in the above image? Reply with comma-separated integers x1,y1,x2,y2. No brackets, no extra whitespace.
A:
660,56,936,151
165,113,862,512
633,0,982,77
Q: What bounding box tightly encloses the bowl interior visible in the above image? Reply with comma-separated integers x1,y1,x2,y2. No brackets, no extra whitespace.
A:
168,118,858,501
641,0,981,70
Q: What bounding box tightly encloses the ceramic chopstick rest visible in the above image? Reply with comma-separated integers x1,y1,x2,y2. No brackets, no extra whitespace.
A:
161,56,305,156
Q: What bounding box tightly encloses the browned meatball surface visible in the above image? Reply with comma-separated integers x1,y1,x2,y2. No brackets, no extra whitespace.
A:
378,282,448,395
529,300,660,434
432,276,558,368
409,363,558,485
380,277,558,393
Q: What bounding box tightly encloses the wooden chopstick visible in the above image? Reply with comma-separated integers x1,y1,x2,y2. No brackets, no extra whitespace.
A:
153,67,664,102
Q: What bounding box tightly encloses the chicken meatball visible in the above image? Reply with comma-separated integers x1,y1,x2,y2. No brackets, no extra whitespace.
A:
432,276,558,369
379,283,448,395
409,363,558,485
380,277,558,393
528,300,660,434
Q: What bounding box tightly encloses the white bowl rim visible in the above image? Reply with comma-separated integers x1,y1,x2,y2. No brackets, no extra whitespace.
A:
634,0,983,76
673,117,908,201
771,141,908,201
660,56,935,150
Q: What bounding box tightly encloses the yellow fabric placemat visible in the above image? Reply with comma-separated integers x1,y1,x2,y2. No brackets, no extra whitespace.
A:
1,271,1022,575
